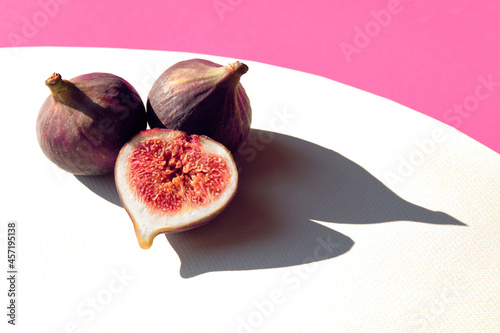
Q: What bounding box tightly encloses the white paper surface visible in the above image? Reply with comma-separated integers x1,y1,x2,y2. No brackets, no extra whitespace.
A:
1,47,499,332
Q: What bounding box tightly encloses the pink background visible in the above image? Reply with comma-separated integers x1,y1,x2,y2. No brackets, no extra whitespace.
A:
2,0,499,154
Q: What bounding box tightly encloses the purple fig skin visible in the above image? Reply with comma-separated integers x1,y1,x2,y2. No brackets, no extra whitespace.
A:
147,59,252,153
36,72,147,175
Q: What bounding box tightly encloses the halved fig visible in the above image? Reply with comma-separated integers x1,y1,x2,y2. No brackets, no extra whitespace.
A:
115,128,238,249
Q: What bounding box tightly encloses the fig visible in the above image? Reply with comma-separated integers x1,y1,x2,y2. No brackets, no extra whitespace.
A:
147,58,252,153
36,72,147,175
115,128,238,249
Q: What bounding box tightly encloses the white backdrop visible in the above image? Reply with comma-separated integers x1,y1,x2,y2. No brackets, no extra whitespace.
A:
1,47,499,332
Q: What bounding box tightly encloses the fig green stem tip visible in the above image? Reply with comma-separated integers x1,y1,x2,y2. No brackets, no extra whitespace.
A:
45,73,67,95
230,61,248,77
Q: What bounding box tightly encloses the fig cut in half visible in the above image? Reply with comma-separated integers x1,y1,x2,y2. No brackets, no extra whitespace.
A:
115,129,238,249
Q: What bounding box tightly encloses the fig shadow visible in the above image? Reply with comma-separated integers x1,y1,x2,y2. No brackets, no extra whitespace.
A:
166,129,465,278
75,173,123,208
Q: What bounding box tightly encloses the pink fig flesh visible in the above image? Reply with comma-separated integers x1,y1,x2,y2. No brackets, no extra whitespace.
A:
115,128,239,249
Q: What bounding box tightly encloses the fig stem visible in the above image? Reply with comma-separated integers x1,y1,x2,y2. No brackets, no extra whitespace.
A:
45,72,79,107
44,73,83,108
229,61,248,77
45,73,97,118
45,73,67,95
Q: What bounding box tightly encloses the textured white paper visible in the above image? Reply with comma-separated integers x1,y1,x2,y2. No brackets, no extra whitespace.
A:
1,47,499,332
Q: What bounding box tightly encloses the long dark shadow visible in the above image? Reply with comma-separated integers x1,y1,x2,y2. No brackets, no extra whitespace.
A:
166,129,464,278
74,129,464,278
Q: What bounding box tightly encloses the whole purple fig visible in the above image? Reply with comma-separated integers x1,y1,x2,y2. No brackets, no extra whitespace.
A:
36,72,147,175
147,59,252,153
